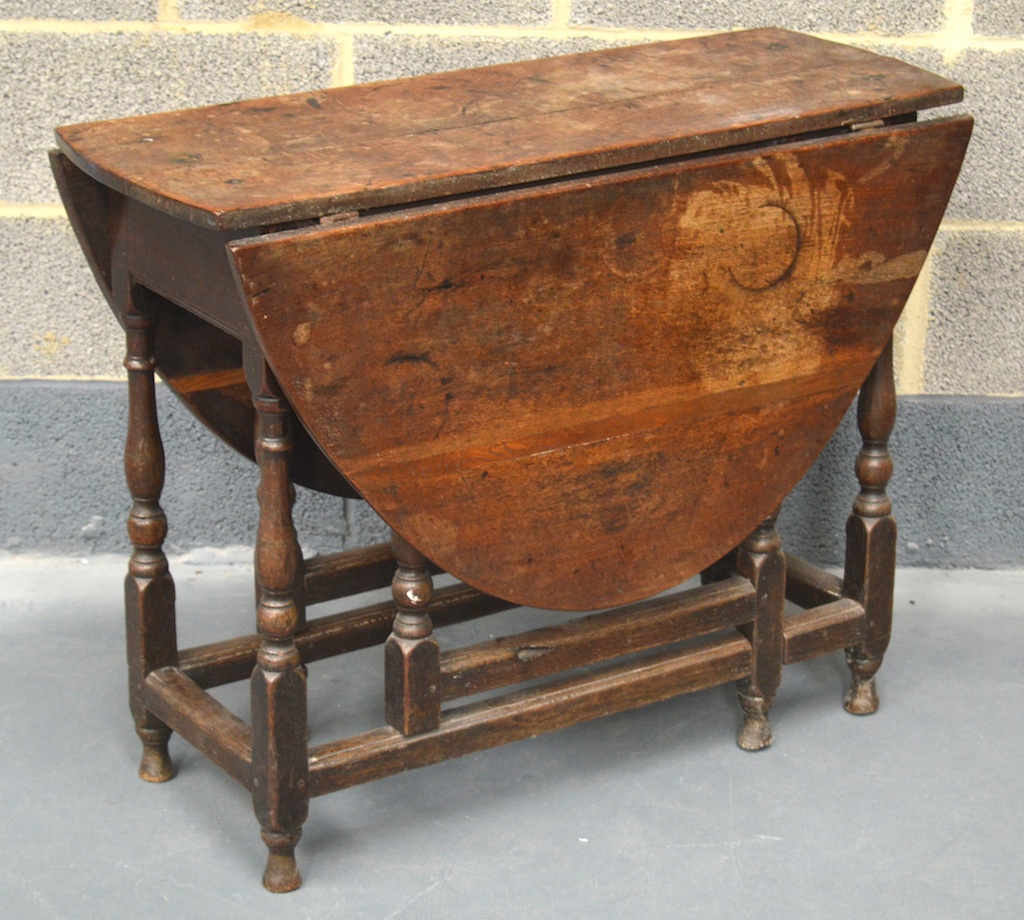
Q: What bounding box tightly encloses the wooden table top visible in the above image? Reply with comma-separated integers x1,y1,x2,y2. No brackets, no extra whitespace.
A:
51,30,969,608
230,116,970,608
55,28,961,230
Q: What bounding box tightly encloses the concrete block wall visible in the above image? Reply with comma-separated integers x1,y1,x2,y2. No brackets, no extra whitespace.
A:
1,2,1022,565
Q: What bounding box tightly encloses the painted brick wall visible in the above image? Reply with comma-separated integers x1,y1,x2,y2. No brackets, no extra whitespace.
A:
1,2,1022,561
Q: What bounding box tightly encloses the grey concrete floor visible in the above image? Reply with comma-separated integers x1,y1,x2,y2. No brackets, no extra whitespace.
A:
2,555,1022,919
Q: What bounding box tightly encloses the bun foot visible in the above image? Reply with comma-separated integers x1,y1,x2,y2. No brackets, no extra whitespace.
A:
736,688,773,751
844,675,880,715
261,830,302,893
844,651,881,715
138,733,174,783
737,716,773,751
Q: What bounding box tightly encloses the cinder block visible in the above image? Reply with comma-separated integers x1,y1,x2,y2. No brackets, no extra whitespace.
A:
945,50,1024,221
353,34,618,83
1,30,337,202
973,0,1024,37
924,230,1024,395
0,217,123,379
568,1,945,35
1,1,154,17
347,498,391,547
178,0,551,26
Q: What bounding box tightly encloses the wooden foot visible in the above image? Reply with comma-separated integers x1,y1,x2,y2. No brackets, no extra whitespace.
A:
736,683,773,750
844,651,881,715
126,566,176,781
137,726,175,782
261,829,303,893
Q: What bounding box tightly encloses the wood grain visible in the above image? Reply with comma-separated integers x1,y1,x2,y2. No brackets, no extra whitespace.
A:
179,581,511,689
782,599,865,664
309,634,752,795
55,29,961,230
232,117,971,610
440,577,755,700
52,28,972,893
784,553,846,609
144,667,252,789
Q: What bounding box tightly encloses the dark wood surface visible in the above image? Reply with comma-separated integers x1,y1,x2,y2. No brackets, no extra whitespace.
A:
50,28,971,508
842,337,899,715
384,531,442,735
782,598,865,664
54,29,961,230
249,357,308,892
50,29,970,892
309,632,754,796
144,667,253,789
179,580,511,690
232,116,970,609
440,576,756,701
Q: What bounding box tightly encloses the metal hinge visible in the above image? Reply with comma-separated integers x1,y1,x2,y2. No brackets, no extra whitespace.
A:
319,210,360,225
850,119,886,131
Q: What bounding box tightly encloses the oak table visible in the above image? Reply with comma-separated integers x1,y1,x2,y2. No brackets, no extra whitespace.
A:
52,28,970,892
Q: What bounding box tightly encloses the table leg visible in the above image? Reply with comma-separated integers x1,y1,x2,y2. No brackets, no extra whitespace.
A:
123,303,178,783
735,508,785,750
250,362,309,893
385,530,441,735
843,337,897,715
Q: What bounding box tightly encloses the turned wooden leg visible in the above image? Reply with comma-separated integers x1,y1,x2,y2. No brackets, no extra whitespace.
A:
123,301,178,783
385,530,441,735
843,338,897,715
250,361,308,893
735,508,785,751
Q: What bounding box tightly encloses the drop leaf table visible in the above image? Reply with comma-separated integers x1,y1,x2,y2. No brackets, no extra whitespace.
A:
52,28,970,892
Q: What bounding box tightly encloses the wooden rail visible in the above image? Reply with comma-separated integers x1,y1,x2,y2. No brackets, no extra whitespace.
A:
308,634,752,796
441,577,755,700
784,553,845,608
179,582,512,688
144,667,253,789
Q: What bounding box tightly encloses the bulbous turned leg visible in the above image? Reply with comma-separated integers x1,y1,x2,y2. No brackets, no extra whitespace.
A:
844,651,881,715
137,725,175,783
249,359,309,893
843,338,897,716
261,829,303,894
736,681,773,751
385,530,440,736
123,297,178,783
